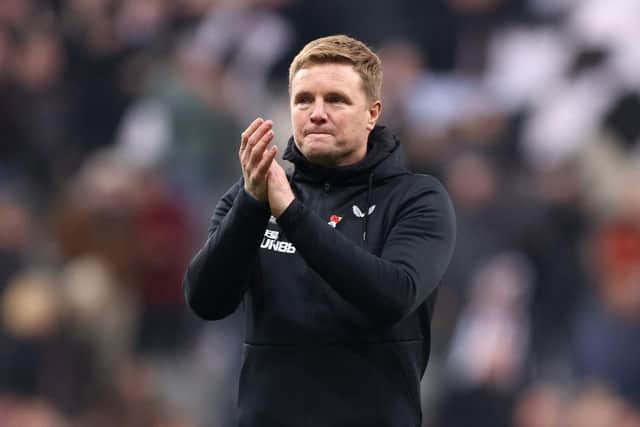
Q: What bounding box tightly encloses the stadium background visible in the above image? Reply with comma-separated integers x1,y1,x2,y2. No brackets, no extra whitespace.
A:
1,0,639,425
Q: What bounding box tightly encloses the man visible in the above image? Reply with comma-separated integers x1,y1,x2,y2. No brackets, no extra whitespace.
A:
183,35,456,426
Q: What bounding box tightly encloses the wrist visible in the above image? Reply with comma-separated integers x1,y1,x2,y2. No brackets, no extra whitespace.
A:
244,184,266,202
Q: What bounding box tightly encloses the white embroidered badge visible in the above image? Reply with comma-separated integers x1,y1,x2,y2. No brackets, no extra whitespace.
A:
352,204,376,218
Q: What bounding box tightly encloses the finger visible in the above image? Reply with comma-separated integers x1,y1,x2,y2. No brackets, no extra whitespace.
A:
248,120,272,147
240,118,264,154
248,129,274,169
256,145,277,178
242,120,272,166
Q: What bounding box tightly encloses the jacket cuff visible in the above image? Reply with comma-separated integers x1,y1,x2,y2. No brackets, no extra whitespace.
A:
277,199,305,228
237,188,271,217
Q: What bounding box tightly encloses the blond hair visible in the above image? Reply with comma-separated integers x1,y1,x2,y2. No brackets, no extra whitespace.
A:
288,35,383,102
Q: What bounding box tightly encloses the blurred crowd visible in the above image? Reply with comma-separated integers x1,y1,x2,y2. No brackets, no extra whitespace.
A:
1,0,639,426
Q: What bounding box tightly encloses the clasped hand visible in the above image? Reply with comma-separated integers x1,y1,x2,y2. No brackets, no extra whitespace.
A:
239,118,295,217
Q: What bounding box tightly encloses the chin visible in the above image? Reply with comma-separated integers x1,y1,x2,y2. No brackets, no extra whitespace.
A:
302,138,332,153
301,148,335,166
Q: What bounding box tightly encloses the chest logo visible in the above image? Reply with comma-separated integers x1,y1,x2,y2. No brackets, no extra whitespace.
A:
328,215,343,228
352,204,376,218
261,229,296,254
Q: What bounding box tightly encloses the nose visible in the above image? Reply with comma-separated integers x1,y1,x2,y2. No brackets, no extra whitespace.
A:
309,98,327,123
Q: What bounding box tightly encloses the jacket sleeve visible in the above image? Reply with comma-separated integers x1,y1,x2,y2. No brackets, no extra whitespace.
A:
277,176,456,326
183,180,271,320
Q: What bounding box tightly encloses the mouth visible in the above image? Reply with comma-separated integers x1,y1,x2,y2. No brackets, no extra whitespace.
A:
305,131,333,136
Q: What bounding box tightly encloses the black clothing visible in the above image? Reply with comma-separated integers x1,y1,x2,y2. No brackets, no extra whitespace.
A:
184,126,456,426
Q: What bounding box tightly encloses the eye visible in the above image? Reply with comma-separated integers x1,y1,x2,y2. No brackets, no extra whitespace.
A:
294,94,312,105
326,94,345,103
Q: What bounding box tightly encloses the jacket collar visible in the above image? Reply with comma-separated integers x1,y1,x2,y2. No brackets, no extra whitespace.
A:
282,125,406,185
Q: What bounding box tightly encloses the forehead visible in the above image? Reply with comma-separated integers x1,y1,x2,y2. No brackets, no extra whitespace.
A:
290,63,364,94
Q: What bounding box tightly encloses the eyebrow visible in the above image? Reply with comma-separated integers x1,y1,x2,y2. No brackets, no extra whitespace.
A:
326,91,352,103
293,91,312,101
292,90,353,103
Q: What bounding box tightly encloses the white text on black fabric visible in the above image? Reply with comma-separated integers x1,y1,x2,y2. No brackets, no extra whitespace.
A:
261,229,296,254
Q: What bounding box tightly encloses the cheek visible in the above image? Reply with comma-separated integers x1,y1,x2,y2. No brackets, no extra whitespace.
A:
291,111,303,131
339,116,362,137
293,108,307,122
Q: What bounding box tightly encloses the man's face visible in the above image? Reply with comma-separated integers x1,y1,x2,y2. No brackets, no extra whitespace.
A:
290,63,381,167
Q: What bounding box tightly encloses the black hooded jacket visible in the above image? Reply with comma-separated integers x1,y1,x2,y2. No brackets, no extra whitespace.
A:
184,126,456,426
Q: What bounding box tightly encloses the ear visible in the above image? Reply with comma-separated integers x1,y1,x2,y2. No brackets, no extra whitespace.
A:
366,100,382,131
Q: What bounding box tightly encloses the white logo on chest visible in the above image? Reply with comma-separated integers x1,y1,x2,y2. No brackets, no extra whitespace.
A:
261,229,296,254
352,204,376,218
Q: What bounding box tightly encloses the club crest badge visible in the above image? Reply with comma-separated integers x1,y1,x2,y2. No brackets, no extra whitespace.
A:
352,204,376,218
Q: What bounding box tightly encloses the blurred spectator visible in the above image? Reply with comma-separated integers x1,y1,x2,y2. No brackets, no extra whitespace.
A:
12,23,79,199
0,195,32,294
447,252,533,391
133,170,194,353
0,29,25,185
377,39,425,133
190,0,293,121
570,166,640,405
59,256,136,375
440,150,532,300
61,0,134,152
519,161,587,369
0,270,61,398
51,149,143,281
115,38,241,211
438,252,532,427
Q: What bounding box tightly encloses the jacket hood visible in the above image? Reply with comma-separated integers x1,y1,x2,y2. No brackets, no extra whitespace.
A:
282,125,408,185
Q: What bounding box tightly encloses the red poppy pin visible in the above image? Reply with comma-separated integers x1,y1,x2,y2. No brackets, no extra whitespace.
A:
328,215,343,228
